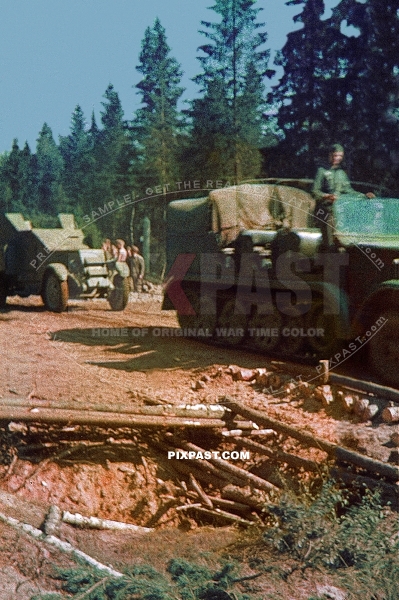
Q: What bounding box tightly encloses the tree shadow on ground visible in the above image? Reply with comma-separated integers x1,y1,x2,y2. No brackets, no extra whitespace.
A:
50,325,263,372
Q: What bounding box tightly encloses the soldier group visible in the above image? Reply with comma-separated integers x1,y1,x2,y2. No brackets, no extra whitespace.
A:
102,238,145,292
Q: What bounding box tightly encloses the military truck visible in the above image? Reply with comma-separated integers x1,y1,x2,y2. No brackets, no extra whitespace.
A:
0,213,130,312
162,182,399,388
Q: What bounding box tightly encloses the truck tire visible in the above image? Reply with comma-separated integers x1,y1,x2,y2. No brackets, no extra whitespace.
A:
248,305,282,352
217,298,247,346
369,311,399,387
42,272,68,312
304,298,339,356
109,275,129,311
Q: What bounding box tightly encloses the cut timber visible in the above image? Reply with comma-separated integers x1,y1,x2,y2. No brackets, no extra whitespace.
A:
179,441,279,493
62,511,152,532
221,397,399,482
382,406,399,423
182,505,254,525
232,436,321,472
189,474,213,509
0,405,226,429
221,485,265,510
329,374,399,404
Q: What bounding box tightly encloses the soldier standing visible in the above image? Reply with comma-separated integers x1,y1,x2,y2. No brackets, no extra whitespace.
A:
128,245,145,292
313,143,375,249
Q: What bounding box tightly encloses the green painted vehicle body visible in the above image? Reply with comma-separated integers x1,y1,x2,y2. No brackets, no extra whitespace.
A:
163,183,399,386
0,213,129,311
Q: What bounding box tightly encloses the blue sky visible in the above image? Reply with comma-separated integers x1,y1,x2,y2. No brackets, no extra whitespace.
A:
0,0,341,153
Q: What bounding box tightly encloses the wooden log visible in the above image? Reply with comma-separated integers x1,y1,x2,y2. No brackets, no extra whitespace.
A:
232,437,321,472
181,504,254,525
173,446,248,487
154,440,246,488
164,458,229,490
221,485,265,510
329,374,399,405
209,496,252,514
382,406,399,423
189,474,213,509
179,441,279,493
391,432,399,447
185,491,251,514
0,398,229,418
62,511,152,532
221,397,399,482
221,428,275,438
0,405,226,429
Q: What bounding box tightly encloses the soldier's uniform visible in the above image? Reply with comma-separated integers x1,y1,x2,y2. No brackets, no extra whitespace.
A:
313,146,364,248
128,250,145,292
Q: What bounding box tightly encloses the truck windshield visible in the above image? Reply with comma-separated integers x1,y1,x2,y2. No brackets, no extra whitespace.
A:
334,195,399,240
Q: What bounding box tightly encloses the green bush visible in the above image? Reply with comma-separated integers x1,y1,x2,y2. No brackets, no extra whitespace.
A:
32,559,255,600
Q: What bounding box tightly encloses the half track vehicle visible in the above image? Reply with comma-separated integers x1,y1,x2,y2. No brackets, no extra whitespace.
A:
0,213,129,312
162,182,399,388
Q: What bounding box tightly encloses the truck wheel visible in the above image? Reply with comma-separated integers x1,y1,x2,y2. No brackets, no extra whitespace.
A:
280,314,304,356
304,299,338,356
248,305,282,352
369,311,399,387
42,272,68,312
217,298,248,346
109,275,129,311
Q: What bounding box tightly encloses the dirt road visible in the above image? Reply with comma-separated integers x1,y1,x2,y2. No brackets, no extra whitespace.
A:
0,293,395,599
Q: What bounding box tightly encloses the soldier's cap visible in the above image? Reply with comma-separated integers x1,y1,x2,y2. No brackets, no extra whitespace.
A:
330,143,344,154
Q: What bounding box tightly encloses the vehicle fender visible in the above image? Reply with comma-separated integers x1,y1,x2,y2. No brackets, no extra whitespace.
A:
43,263,69,282
114,261,130,278
355,280,399,328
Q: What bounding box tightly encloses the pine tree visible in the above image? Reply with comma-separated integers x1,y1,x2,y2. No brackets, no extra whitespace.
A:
131,18,185,274
134,17,184,189
59,105,95,213
188,0,273,182
35,123,64,215
3,139,22,210
2,139,38,213
328,0,399,187
18,141,37,213
97,84,134,201
272,0,335,176
272,0,399,186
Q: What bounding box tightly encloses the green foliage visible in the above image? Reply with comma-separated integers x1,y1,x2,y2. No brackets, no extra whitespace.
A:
188,0,274,182
32,559,254,600
35,123,64,215
272,0,399,186
263,483,399,597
